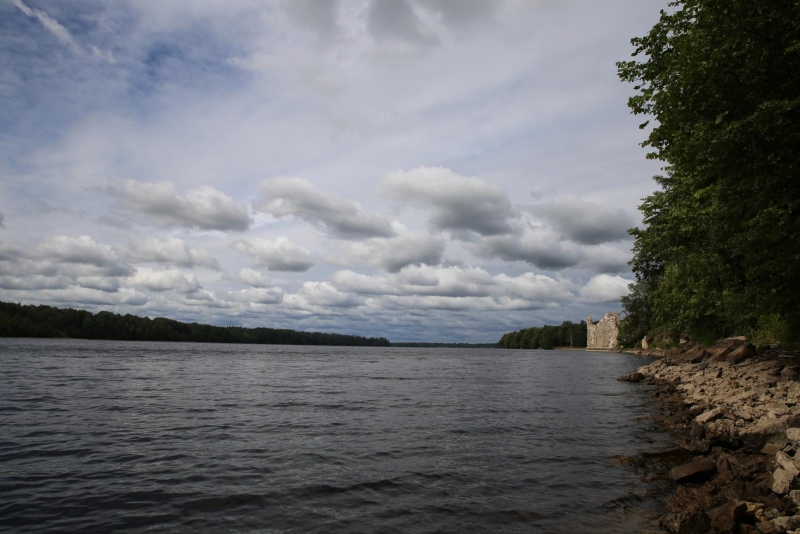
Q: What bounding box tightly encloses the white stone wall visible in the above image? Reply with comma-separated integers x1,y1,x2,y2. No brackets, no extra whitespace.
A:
586,312,621,351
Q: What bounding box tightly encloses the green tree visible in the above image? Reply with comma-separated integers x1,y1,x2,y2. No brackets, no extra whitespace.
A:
618,279,654,348
618,0,800,342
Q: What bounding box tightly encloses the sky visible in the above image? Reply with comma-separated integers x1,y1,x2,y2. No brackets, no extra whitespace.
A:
0,0,666,342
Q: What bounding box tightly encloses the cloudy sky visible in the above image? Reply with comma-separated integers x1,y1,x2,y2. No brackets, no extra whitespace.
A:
0,0,665,342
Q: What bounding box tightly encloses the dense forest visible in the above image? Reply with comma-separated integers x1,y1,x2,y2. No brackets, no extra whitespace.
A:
0,301,390,346
498,321,587,350
616,0,800,347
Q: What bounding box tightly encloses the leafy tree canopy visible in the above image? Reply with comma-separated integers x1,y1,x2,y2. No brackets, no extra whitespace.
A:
617,0,800,344
498,321,587,350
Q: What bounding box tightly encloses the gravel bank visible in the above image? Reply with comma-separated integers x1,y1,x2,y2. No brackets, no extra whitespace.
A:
619,337,800,533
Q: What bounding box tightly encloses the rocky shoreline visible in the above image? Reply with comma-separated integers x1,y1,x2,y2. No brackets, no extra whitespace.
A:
618,337,800,533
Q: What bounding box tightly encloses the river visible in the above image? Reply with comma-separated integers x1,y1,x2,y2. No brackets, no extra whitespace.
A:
0,338,674,533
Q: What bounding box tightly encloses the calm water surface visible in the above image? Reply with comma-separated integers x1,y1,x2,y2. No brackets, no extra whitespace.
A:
1,339,673,533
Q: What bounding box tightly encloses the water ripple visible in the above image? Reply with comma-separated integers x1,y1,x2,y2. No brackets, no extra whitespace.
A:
0,338,671,533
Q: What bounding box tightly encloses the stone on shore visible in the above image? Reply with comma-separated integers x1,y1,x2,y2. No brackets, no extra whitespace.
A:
620,336,800,531
771,467,795,495
616,371,644,382
727,343,756,364
711,501,747,533
695,407,724,424
669,460,717,483
770,514,800,531
776,451,800,476
660,509,711,534
787,428,800,448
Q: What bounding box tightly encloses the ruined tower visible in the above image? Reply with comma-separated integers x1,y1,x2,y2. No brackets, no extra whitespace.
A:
586,312,621,351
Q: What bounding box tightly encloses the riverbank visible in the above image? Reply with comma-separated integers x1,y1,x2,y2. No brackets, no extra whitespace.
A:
619,337,800,533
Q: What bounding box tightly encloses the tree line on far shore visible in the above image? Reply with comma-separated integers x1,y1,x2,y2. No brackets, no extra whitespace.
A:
498,321,587,350
0,301,390,346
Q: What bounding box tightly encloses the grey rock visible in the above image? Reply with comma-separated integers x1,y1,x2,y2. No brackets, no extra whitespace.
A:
771,466,795,495
727,343,756,364
776,451,800,476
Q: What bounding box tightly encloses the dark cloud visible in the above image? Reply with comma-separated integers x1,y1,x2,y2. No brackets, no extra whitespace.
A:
0,274,70,291
257,177,394,239
379,167,514,236
8,287,148,307
74,276,122,293
470,230,582,270
283,0,340,38
581,245,631,274
533,196,634,245
115,180,251,232
31,199,81,216
97,214,132,230
422,0,496,28
367,0,432,44
0,212,4,228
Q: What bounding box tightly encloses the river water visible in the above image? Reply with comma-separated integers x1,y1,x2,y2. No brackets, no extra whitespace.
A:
0,338,675,533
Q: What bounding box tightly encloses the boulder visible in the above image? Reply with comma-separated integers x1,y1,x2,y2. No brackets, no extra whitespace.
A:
771,515,800,531
670,460,717,483
711,501,747,533
696,407,724,424
728,343,757,364
740,416,790,451
755,521,780,534
706,419,738,447
677,437,711,453
745,501,766,520
710,346,735,362
771,467,795,495
617,371,645,383
776,451,800,476
660,509,711,534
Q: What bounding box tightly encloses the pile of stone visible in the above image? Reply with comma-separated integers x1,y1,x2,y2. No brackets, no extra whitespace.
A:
619,336,800,533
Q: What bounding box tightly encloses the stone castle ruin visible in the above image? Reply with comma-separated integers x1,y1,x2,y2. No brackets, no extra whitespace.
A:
586,312,621,351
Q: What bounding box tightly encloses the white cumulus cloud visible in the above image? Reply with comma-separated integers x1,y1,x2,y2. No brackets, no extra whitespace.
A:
256,177,394,239
379,167,514,236
580,274,631,303
127,268,202,294
327,229,445,272
124,236,220,270
115,180,251,231
232,237,315,272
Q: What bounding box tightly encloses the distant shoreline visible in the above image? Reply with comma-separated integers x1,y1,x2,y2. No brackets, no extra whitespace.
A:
389,342,498,348
0,301,389,347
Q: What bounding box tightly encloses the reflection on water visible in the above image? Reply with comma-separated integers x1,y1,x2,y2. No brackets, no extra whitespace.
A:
1,339,672,533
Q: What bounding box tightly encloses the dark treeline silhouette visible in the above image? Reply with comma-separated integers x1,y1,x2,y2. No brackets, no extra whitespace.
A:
0,301,390,346
498,321,587,350
390,342,498,348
